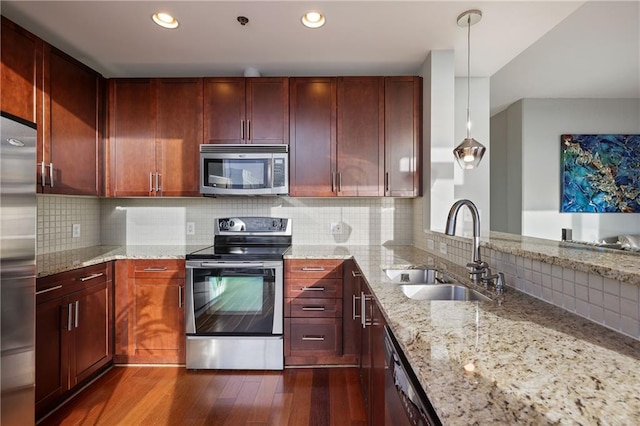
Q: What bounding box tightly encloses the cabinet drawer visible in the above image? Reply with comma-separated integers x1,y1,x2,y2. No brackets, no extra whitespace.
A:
286,298,342,318
285,278,342,298
285,259,343,279
37,263,109,301
129,259,185,279
286,318,342,356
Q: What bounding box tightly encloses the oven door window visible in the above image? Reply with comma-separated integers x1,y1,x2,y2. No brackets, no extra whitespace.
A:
191,267,278,335
204,158,270,189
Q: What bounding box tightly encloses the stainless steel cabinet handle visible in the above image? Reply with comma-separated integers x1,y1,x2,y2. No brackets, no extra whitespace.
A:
302,306,325,311
39,162,46,187
49,162,54,187
75,301,79,328
155,172,161,192
149,172,153,193
331,172,336,192
301,267,325,272
352,294,361,320
241,120,245,140
78,272,104,282
36,285,63,295
143,267,168,271
179,286,183,308
302,335,325,341
361,292,373,328
67,303,73,331
351,270,362,277
301,286,324,292
385,172,389,193
247,120,251,140
338,172,342,192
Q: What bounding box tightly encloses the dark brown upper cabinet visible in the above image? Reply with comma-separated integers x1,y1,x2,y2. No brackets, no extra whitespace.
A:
204,77,289,144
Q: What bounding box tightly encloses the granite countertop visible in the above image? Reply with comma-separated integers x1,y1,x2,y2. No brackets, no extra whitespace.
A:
36,245,208,277
285,245,640,425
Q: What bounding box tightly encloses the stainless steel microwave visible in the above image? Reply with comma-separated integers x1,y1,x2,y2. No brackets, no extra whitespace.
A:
199,144,289,196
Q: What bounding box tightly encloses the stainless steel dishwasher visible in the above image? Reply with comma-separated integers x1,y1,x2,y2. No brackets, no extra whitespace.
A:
383,326,441,426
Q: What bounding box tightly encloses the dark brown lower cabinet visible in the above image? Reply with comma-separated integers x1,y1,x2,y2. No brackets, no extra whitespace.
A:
360,275,387,426
35,263,113,420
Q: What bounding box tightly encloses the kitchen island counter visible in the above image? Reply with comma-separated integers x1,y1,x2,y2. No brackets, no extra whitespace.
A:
285,244,640,425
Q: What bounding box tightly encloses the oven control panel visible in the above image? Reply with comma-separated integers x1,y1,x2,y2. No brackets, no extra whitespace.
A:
216,217,290,234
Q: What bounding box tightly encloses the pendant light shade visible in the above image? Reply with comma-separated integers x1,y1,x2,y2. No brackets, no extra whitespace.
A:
454,137,486,169
454,9,485,169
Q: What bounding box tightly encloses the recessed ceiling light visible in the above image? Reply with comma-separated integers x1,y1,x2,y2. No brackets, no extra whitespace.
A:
301,11,325,29
152,12,179,29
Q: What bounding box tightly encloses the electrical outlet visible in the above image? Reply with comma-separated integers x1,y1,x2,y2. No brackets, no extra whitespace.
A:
427,239,434,250
330,222,343,235
439,242,447,255
186,222,195,235
72,223,81,238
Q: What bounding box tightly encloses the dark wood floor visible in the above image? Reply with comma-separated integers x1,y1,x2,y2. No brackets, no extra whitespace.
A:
38,366,367,426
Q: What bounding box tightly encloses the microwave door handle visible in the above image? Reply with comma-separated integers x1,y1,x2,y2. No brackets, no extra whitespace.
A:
268,159,273,188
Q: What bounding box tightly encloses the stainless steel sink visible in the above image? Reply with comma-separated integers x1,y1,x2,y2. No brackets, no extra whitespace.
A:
400,284,491,302
383,268,451,284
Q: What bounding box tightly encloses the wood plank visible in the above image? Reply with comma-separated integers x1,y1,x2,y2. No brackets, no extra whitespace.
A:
38,366,367,426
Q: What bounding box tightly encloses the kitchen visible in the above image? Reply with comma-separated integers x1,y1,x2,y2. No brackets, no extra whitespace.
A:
1,1,639,425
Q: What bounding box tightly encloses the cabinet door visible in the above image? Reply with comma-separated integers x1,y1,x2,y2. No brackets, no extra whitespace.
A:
203,77,245,144
343,260,362,362
0,17,41,124
289,77,337,197
35,295,68,418
127,260,186,364
370,296,387,426
246,77,289,144
108,79,156,196
47,48,102,195
71,281,111,386
337,77,384,196
384,76,422,197
156,78,203,196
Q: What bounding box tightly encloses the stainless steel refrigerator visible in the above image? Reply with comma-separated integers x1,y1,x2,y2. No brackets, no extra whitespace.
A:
1,111,36,425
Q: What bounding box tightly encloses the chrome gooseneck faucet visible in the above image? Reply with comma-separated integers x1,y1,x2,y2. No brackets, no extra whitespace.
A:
445,199,481,262
445,199,486,282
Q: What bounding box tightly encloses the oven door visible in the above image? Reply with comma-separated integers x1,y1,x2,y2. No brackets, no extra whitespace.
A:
185,260,283,336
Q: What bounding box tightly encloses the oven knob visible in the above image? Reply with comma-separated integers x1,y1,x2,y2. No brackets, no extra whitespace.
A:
229,220,235,228
272,219,280,229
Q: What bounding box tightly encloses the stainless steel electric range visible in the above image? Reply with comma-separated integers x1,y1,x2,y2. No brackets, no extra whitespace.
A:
185,217,291,370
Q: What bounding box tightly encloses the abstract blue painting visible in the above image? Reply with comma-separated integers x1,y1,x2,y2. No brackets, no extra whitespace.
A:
561,134,640,213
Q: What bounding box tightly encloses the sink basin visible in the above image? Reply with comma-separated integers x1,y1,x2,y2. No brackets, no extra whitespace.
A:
383,268,451,284
400,284,491,302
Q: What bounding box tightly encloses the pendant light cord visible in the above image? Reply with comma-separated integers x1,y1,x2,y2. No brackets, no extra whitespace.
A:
466,13,471,140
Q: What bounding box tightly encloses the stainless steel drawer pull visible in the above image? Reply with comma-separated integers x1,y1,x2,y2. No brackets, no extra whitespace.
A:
352,294,361,320
301,267,326,271
78,272,104,282
49,162,54,187
143,267,168,272
351,270,362,277
302,306,326,311
36,285,63,295
67,303,73,331
75,301,80,328
149,172,153,193
302,335,325,341
301,286,324,291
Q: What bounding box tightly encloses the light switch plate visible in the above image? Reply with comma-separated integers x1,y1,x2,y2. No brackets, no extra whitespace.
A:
72,223,81,238
186,222,195,235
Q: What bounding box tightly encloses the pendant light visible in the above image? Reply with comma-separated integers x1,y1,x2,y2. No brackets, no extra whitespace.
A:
453,9,486,170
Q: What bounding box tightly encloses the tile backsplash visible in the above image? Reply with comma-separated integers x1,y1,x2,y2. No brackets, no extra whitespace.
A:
38,195,413,251
37,195,101,254
100,196,413,246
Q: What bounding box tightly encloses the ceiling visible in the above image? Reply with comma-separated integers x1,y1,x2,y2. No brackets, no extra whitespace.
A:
2,1,637,116
2,0,584,78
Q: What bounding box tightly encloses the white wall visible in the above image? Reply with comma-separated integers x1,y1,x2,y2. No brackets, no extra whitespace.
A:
492,98,640,241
